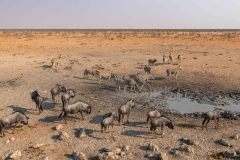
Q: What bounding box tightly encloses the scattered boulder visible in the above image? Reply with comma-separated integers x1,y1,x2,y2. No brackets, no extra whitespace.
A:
79,129,87,138
4,151,22,159
53,124,63,131
72,151,87,160
120,145,130,153
59,131,70,140
148,143,159,152
145,152,168,160
179,138,199,146
5,137,16,144
215,138,232,147
178,144,194,153
30,143,46,149
209,151,236,159
230,134,239,140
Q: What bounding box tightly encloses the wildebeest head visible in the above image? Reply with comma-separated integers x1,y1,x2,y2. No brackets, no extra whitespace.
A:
86,106,92,114
150,123,157,131
67,89,76,98
128,99,135,109
103,112,112,119
31,90,39,100
19,112,29,125
166,121,174,130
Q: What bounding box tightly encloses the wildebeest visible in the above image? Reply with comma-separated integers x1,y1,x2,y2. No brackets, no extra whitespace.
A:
118,100,136,125
150,116,174,137
111,75,139,92
83,69,101,79
166,66,182,80
148,59,157,66
51,84,67,104
169,53,173,63
163,55,170,64
61,89,76,108
0,112,29,137
177,55,182,62
202,108,223,131
101,112,114,133
31,90,46,113
144,65,151,74
58,101,92,123
147,109,161,127
129,74,152,92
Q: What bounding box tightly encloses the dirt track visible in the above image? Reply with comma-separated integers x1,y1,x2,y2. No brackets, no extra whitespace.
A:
0,31,240,160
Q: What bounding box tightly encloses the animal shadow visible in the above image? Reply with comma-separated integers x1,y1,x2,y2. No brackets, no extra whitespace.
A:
8,105,29,113
39,115,61,123
123,121,146,128
176,123,199,129
41,64,52,70
42,101,55,110
90,115,103,124
121,130,151,138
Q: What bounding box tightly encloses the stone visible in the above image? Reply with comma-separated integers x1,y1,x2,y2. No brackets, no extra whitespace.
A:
230,134,239,140
180,138,198,145
5,139,11,144
59,131,70,140
72,151,87,160
120,145,130,153
8,151,22,159
79,129,87,138
112,148,121,155
148,143,159,152
30,143,45,149
178,144,194,153
216,138,232,147
53,124,63,130
157,152,169,160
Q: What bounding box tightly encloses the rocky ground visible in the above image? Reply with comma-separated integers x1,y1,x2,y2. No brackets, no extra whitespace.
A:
0,30,240,160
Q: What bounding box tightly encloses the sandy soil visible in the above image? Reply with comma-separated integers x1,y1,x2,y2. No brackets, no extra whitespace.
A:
0,30,240,160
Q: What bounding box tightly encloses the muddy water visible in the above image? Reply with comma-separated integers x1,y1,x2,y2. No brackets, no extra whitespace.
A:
167,98,240,114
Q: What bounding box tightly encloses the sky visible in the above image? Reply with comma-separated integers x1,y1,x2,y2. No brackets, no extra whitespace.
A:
0,0,240,29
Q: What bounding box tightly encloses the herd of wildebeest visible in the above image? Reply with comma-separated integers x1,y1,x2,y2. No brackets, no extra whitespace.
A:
0,53,224,138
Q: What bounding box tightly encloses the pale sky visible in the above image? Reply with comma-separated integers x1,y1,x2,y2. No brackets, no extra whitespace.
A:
0,0,240,29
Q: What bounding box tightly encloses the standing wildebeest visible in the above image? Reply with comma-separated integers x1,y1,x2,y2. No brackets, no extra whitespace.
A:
61,89,76,108
58,101,92,123
51,84,67,104
150,116,174,137
31,90,46,113
0,112,29,137
177,55,182,62
144,65,151,74
83,69,101,79
101,112,114,133
148,59,157,66
163,55,170,64
169,53,173,63
130,74,152,92
118,100,136,125
202,108,223,131
166,66,182,80
147,109,161,127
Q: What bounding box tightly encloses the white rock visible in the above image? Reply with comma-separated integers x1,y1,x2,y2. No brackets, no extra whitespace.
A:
10,137,15,142
120,145,130,153
53,124,63,130
59,131,70,140
5,139,11,144
79,130,87,138
148,143,159,152
72,151,87,160
8,151,22,159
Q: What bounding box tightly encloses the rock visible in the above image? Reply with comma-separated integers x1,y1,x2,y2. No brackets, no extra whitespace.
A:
8,151,22,159
230,134,239,140
10,137,15,142
148,143,159,152
97,152,120,160
120,152,126,157
180,138,198,145
53,124,63,130
145,152,168,160
210,151,236,159
30,143,45,149
59,131,70,140
43,156,51,160
169,149,182,157
72,151,87,160
5,139,11,144
112,148,121,155
216,138,232,147
79,129,87,138
120,145,130,153
178,144,194,153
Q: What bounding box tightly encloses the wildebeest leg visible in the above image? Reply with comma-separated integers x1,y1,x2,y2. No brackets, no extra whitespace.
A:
111,121,114,129
35,104,38,111
80,112,85,120
205,119,210,131
63,112,68,124
215,118,220,129
202,118,207,130
160,125,164,137
52,95,56,104
122,115,125,124
127,113,130,123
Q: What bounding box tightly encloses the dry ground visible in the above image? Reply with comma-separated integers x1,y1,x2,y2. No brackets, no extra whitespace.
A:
0,30,240,160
